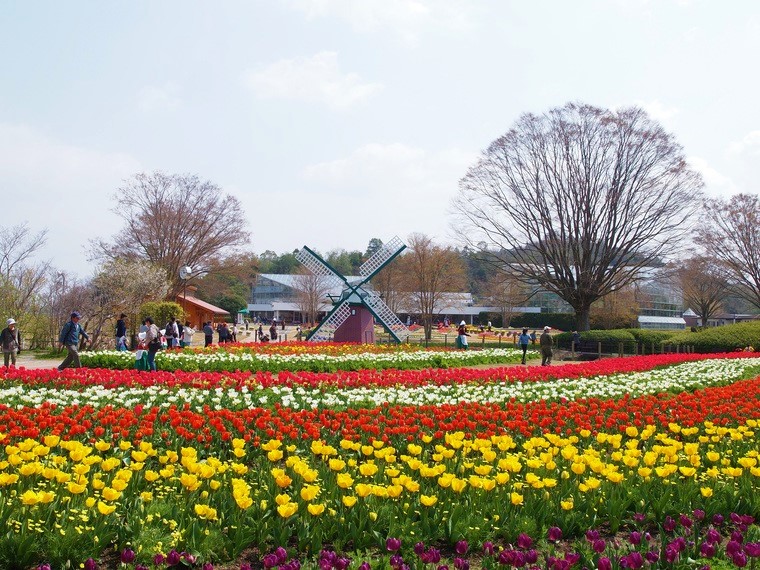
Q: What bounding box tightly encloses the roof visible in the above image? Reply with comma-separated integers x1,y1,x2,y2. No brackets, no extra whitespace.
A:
177,294,230,315
637,316,686,325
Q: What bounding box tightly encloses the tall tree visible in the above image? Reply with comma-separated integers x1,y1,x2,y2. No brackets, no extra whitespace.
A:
675,256,730,326
589,285,639,329
90,171,251,297
365,238,384,258
292,269,333,326
454,102,703,331
696,194,760,311
400,233,467,340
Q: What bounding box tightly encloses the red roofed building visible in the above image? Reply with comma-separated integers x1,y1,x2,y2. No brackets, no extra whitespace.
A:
176,286,230,328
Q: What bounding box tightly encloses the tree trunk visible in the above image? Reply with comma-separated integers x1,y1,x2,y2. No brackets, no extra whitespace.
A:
575,307,591,332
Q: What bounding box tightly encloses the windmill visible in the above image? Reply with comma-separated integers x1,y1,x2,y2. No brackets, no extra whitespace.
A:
296,236,409,343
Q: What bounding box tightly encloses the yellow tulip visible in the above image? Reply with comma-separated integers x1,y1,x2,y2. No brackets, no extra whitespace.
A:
101,487,121,501
420,495,438,507
300,485,320,501
700,487,713,498
451,478,468,493
67,482,87,495
359,463,378,477
355,483,372,498
97,501,116,515
510,492,524,506
342,495,357,507
275,493,291,506
561,499,574,510
277,502,298,518
20,490,40,505
267,449,284,462
307,503,325,516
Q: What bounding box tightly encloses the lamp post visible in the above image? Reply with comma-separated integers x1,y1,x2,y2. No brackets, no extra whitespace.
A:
179,266,193,324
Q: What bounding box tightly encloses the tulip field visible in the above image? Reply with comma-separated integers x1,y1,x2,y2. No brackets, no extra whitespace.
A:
0,345,759,569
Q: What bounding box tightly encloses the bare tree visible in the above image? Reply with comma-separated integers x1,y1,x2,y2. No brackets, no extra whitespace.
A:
292,269,332,327
400,233,468,340
370,256,409,315
695,194,760,311
0,223,48,280
590,285,639,329
484,271,530,328
454,102,704,331
90,171,251,297
673,256,729,327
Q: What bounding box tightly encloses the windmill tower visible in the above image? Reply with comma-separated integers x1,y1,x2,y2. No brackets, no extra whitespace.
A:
295,236,409,343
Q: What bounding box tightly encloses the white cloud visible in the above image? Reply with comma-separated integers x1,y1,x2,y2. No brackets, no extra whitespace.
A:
687,155,736,196
0,124,141,274
242,51,382,109
727,130,760,157
137,82,182,112
285,0,474,46
298,142,477,244
633,99,680,125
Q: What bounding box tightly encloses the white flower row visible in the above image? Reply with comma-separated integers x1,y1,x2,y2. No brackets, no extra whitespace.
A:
4,358,758,412
80,347,529,371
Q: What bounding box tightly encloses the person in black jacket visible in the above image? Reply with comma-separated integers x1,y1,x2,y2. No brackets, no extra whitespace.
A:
203,322,214,347
115,313,127,350
1,318,21,367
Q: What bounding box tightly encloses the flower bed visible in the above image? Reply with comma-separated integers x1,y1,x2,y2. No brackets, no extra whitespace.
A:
79,346,535,372
0,354,758,568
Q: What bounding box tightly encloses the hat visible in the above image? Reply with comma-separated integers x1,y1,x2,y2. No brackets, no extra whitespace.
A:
71,311,81,319
460,321,466,326
543,326,551,331
6,318,15,326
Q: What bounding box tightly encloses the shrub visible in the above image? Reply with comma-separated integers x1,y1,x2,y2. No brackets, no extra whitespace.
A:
510,313,576,331
665,320,760,353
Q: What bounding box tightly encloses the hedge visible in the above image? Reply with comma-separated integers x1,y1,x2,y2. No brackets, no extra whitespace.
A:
509,312,576,331
665,320,760,353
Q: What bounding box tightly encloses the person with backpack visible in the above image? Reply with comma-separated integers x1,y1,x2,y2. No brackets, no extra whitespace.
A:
164,317,179,348
58,311,90,371
143,316,160,371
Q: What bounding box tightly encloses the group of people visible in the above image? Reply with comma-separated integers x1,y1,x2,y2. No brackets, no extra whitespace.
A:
456,321,557,366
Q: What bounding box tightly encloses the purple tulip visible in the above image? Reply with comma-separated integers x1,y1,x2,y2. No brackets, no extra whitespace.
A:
84,559,98,570
625,552,644,569
733,552,748,568
202,564,214,570
548,527,563,542
37,565,51,570
428,549,441,564
693,509,706,521
455,541,469,555
153,554,166,565
665,545,680,564
663,516,676,533
483,542,495,556
745,543,760,558
633,513,646,524
700,542,716,558
120,549,136,564
597,557,612,570
586,530,600,542
136,565,149,570
358,563,371,570
183,552,197,564
706,528,721,544
727,541,744,556
439,566,450,570
414,542,426,556
712,514,724,526
517,533,533,549
241,565,253,570
454,558,468,570
645,550,659,564
525,550,539,564
386,538,402,552
592,539,606,554
390,554,404,569
732,530,745,543
263,554,279,568
167,550,181,565
680,514,693,528
629,531,641,546
275,547,288,564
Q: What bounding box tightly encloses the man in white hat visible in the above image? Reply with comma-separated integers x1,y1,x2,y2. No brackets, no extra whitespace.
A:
540,326,553,366
1,318,21,367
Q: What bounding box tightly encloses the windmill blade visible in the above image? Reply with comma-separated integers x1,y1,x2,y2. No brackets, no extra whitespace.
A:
296,246,347,290
364,291,408,342
307,300,352,342
359,236,405,280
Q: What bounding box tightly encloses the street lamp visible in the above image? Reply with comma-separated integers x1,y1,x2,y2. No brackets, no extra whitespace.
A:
179,266,193,323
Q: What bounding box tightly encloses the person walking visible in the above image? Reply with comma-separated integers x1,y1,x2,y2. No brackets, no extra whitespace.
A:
518,327,531,365
540,326,553,366
58,311,89,370
1,318,21,367
115,313,127,350
143,316,160,372
456,320,469,350
203,322,214,347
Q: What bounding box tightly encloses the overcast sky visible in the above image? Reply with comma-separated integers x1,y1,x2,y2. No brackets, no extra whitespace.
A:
2,1,759,277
